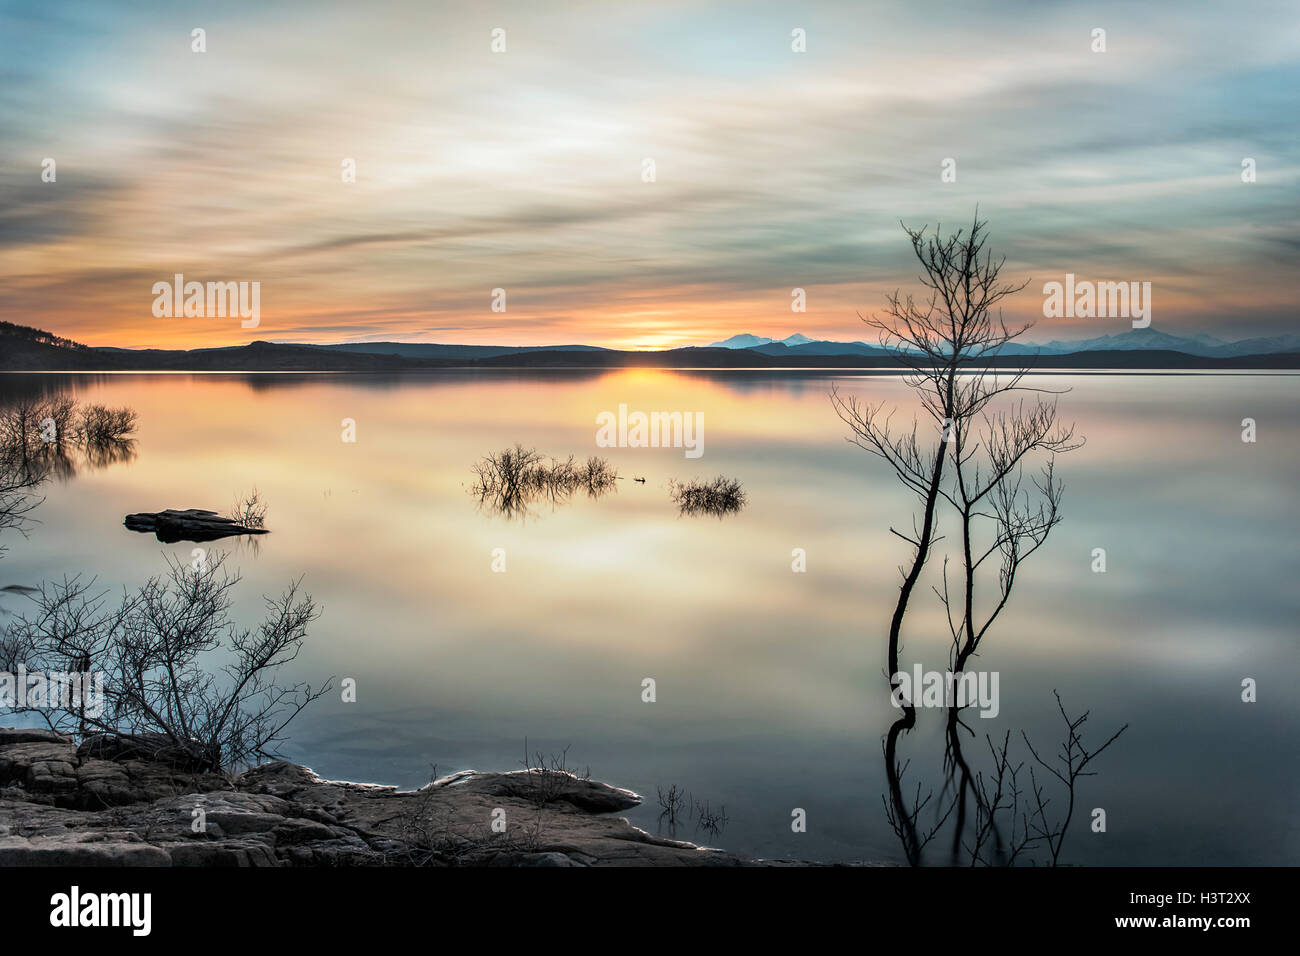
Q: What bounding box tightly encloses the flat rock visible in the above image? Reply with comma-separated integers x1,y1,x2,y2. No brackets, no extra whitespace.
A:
0,727,758,867
123,508,268,543
0,836,173,866
428,768,642,813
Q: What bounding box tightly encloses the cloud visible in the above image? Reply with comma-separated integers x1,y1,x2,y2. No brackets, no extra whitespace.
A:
0,0,1296,346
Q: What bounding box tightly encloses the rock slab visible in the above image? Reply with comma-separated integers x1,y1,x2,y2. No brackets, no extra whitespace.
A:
0,728,749,867
123,509,268,543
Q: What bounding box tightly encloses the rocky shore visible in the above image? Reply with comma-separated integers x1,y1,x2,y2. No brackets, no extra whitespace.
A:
0,728,757,866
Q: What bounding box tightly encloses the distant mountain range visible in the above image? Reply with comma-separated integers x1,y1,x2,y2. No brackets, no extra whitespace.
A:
3,321,1298,371
711,333,817,349
709,327,1300,358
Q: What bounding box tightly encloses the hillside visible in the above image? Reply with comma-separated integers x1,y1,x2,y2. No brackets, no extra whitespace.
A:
2,322,1297,371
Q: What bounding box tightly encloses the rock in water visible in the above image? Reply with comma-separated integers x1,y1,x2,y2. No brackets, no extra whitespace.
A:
123,508,269,543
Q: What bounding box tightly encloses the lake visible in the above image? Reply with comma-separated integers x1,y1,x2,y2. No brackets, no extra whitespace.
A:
0,369,1296,865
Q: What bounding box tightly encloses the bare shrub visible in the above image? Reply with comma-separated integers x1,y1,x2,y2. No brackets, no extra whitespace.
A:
669,475,745,516
690,795,729,839
0,397,137,520
1018,692,1128,866
229,487,268,529
518,740,591,807
657,783,689,831
655,783,729,839
576,455,618,494
2,551,330,773
384,764,532,866
75,403,137,445
471,445,617,518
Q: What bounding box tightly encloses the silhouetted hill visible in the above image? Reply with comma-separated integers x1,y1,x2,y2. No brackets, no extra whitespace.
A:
2,322,1297,371
0,336,451,371
0,321,89,351
310,342,610,360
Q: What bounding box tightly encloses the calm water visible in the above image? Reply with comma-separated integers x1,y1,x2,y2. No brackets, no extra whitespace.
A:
1,369,1296,865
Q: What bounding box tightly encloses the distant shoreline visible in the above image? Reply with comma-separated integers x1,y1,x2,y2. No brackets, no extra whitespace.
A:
4,366,1300,376
4,340,1300,373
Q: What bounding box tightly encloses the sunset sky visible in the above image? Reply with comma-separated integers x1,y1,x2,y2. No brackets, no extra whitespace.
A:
1,0,1296,350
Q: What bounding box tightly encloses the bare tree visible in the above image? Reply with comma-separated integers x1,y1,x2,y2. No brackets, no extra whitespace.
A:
3,552,331,773
229,486,268,529
937,403,1080,853
835,213,1122,865
832,212,1033,863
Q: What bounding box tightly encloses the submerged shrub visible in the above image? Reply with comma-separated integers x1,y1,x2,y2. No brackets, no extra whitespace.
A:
669,475,746,517
229,487,268,529
75,403,137,445
471,444,617,518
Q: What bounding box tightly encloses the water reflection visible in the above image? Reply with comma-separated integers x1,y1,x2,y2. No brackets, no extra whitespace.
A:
655,783,730,842
0,370,1293,864
0,394,138,483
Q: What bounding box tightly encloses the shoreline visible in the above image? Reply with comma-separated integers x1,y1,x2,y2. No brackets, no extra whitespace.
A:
0,728,809,867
